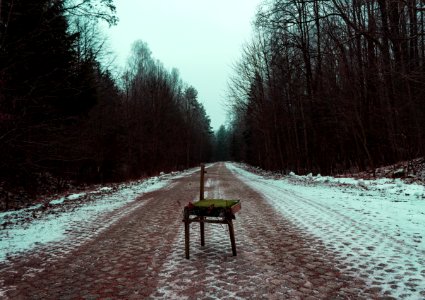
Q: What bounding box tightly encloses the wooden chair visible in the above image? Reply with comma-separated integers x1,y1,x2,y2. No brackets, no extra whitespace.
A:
182,164,241,259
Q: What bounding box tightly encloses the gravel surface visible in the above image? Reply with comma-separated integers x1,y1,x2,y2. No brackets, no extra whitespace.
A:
0,163,382,299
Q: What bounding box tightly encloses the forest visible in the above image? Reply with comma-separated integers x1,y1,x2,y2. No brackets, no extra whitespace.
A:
2,0,425,210
0,0,213,209
226,0,425,175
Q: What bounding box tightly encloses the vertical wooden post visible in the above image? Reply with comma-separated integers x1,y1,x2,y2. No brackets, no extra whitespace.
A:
228,219,237,256
200,217,205,246
199,164,205,246
200,163,205,200
184,218,190,259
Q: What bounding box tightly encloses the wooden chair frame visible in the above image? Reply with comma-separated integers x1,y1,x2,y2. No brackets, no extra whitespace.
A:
182,164,239,259
183,212,237,259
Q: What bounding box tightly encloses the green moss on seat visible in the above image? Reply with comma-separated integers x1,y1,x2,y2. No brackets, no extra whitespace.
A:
193,199,239,208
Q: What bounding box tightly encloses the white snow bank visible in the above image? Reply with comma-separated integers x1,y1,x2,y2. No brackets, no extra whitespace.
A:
49,192,86,205
227,163,425,300
0,167,197,261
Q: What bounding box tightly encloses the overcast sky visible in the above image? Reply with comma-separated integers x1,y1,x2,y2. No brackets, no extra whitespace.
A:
103,0,261,130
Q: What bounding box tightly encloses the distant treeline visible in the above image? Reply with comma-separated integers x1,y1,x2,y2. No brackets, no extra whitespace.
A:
0,0,213,208
227,0,425,174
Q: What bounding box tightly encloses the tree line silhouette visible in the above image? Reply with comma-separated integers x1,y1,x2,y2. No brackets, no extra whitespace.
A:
226,0,425,175
0,0,213,209
3,0,424,209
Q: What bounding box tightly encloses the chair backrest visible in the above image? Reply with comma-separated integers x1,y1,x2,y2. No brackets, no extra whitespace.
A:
200,163,206,200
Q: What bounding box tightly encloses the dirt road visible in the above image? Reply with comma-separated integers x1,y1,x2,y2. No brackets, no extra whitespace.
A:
1,163,380,299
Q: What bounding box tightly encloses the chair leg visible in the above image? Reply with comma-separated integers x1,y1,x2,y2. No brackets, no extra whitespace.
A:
228,219,237,256
184,220,190,259
200,217,205,246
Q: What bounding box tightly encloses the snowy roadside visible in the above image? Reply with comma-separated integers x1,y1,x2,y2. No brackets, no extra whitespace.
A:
227,162,425,299
0,167,198,262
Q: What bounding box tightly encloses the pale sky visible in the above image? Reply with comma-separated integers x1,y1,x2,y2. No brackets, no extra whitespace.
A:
104,0,261,130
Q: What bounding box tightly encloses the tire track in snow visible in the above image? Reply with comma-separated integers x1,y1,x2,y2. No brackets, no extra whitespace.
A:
228,163,425,299
151,163,379,299
0,163,395,299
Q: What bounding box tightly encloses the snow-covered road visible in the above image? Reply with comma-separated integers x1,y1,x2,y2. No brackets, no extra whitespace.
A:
228,163,425,299
1,162,424,299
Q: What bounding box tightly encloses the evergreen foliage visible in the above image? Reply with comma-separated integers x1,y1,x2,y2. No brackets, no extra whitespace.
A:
0,1,213,209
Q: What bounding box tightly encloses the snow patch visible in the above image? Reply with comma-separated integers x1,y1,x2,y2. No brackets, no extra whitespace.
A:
0,168,197,262
227,162,425,299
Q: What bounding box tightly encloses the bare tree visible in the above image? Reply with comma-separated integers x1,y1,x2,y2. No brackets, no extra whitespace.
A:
227,0,425,175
